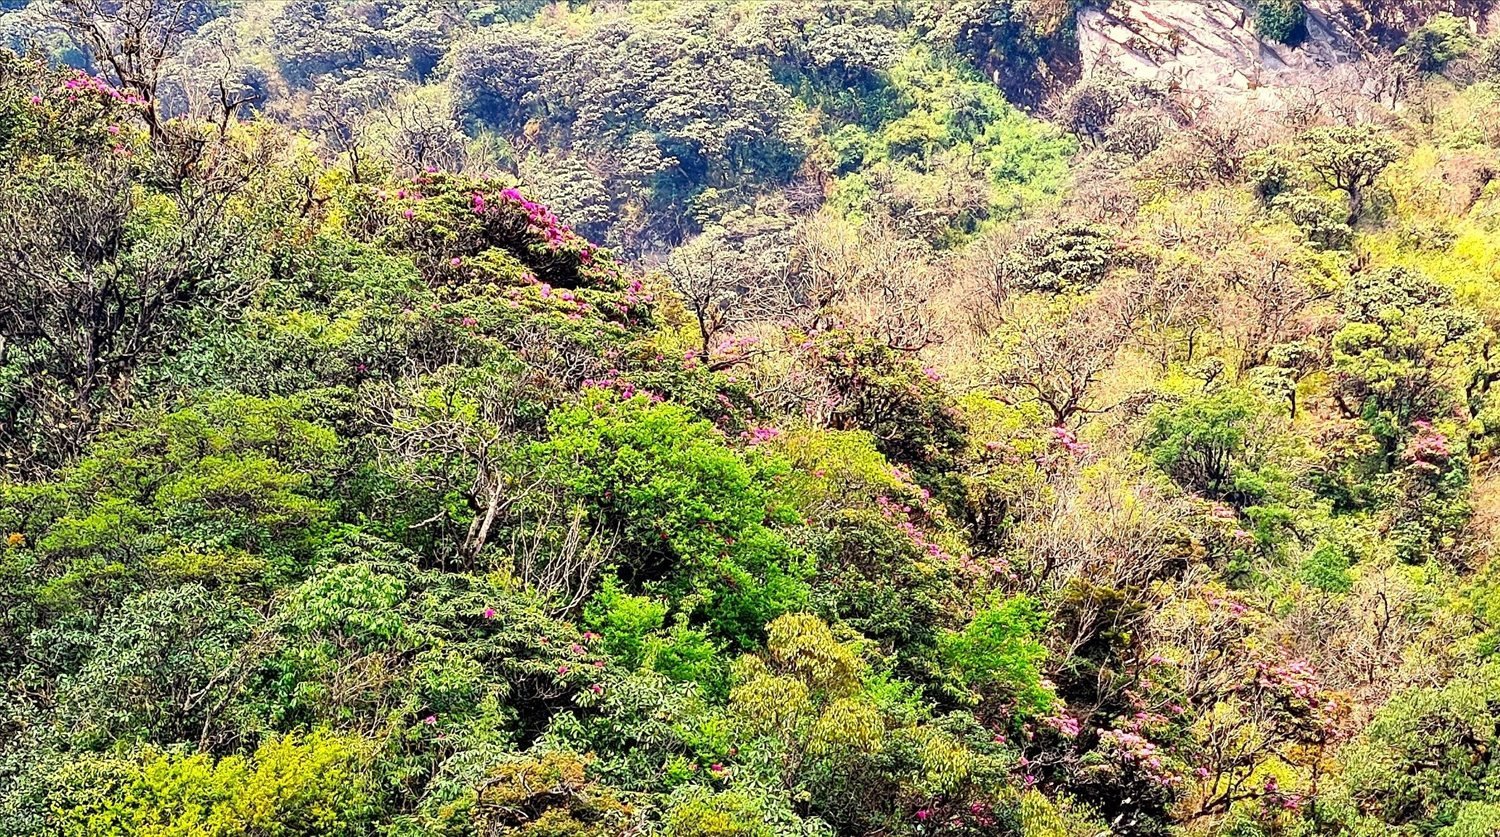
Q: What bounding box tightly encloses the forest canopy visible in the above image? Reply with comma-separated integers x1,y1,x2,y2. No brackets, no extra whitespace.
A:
5,0,1500,836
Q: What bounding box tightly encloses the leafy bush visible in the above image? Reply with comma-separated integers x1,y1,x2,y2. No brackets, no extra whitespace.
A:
50,731,377,837
939,596,1054,716
1255,0,1307,44
530,391,810,647
1398,13,1479,72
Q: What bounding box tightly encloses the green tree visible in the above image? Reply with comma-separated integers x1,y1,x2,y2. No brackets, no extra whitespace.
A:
1295,126,1401,223
529,391,809,647
1255,0,1306,44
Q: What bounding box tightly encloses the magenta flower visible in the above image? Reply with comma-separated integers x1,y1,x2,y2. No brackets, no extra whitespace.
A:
483,607,496,619
450,257,462,267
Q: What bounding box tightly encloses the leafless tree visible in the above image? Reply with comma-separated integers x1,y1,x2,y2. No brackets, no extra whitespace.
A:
784,215,945,352
42,0,206,139
511,500,619,616
996,284,1142,426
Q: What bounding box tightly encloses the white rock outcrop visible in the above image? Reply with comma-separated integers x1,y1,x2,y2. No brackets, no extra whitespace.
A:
1075,0,1370,98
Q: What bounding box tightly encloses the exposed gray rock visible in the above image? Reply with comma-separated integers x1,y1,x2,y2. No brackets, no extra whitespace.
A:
1076,0,1368,100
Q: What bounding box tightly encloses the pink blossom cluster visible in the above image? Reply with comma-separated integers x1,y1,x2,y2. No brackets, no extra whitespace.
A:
580,370,662,403
876,494,952,563
1207,594,1250,617
711,334,760,366
1261,776,1305,811
608,277,652,321
1099,729,1180,786
382,185,425,219
1043,712,1081,738
742,426,781,446
1256,658,1319,701
913,799,996,829
555,629,609,688
61,71,145,106
525,277,595,321
1403,419,1452,472
474,187,577,251
1204,502,1254,543
1050,425,1088,457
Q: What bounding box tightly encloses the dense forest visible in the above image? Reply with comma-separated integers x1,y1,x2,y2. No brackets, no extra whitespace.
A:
5,0,1500,835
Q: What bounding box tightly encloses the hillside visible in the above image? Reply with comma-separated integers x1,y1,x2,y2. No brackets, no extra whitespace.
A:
5,1,1500,836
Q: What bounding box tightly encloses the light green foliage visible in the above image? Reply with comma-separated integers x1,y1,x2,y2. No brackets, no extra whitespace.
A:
1398,13,1479,72
1295,126,1403,222
831,46,1073,241
1269,189,1353,249
1145,388,1283,502
1333,266,1483,449
286,563,408,649
0,394,340,611
939,597,1054,716
584,579,668,670
531,391,809,647
1440,802,1500,837
1299,541,1355,593
1337,664,1500,832
660,787,776,837
51,731,376,837
472,751,633,836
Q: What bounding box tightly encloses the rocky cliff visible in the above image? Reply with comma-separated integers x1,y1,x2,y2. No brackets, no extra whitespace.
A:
1074,0,1497,100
